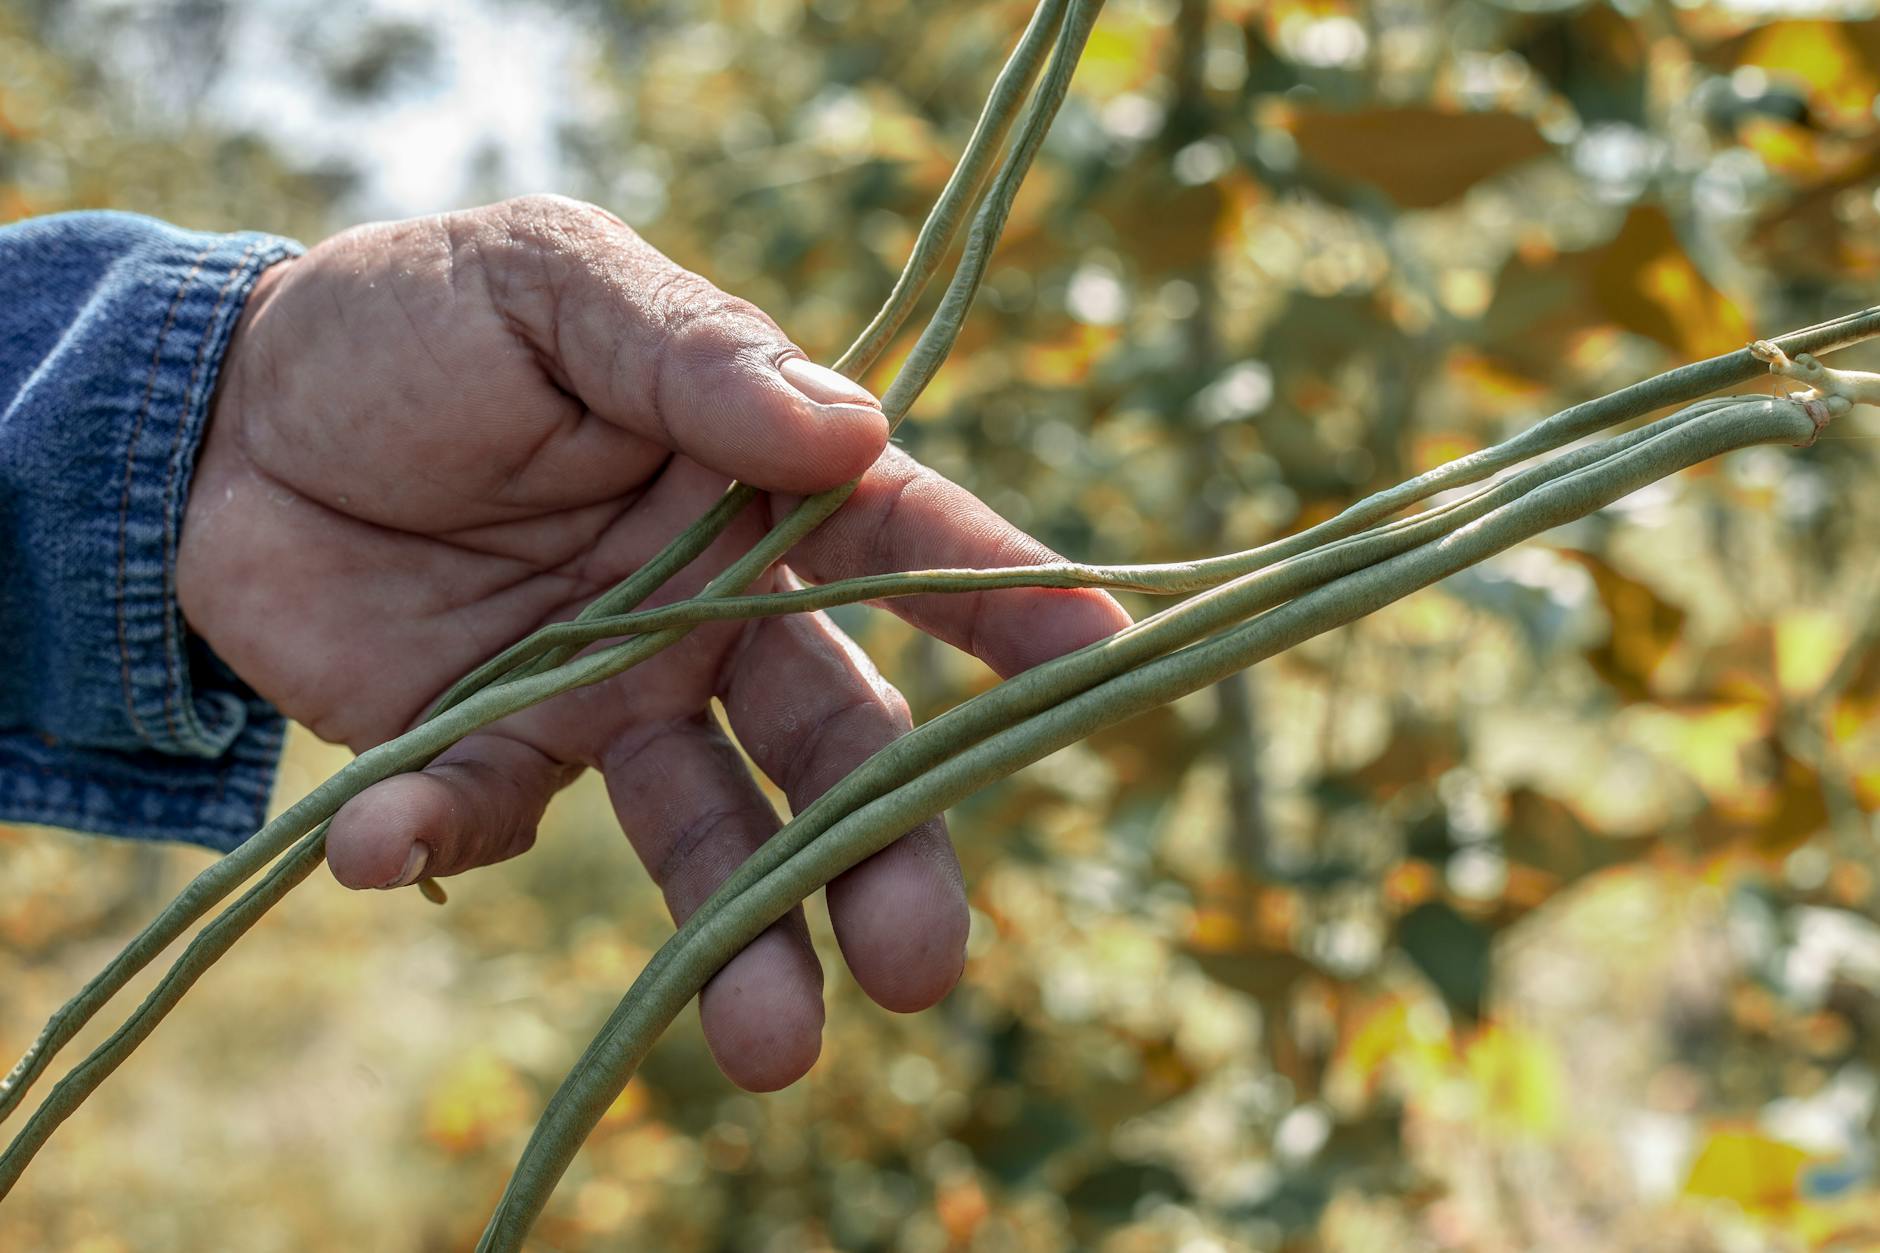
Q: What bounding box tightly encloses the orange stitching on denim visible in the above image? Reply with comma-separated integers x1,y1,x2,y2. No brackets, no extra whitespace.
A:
157,241,263,743
117,247,212,743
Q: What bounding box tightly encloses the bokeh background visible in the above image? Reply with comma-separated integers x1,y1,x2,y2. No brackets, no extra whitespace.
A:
4,0,1880,1248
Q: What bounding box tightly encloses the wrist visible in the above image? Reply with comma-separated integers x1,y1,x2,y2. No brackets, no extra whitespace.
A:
177,255,294,657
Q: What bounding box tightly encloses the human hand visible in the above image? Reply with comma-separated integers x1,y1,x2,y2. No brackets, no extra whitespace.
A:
177,195,1130,1090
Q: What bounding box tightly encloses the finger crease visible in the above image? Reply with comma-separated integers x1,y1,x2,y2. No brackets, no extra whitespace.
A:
866,471,919,578
784,695,880,797
656,806,767,912
641,270,722,446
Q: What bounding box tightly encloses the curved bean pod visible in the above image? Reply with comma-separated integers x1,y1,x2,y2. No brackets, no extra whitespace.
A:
476,397,1818,1250
433,302,1880,701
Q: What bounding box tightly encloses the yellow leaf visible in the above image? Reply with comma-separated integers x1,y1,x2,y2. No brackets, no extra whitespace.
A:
1446,349,1549,413
1021,323,1119,387
1077,12,1170,96
1561,549,1687,703
1188,903,1243,954
1590,207,1752,359
1463,1022,1563,1138
1738,117,1830,180
1684,1127,1811,1213
1624,702,1770,808
1774,610,1846,699
1287,107,1552,209
1332,998,1412,1100
1382,860,1438,911
1739,20,1880,128
935,1174,991,1243
1329,993,1454,1105
856,83,940,164
1412,432,1481,475
594,1082,652,1136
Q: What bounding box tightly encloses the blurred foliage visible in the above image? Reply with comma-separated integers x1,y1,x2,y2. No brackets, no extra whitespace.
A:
4,0,1880,1249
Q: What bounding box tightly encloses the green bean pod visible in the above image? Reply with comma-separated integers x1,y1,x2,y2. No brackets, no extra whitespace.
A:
476,397,1818,1250
428,302,1880,701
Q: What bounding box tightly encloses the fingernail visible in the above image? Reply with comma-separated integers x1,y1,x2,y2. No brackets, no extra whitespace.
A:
380,842,430,890
779,356,879,410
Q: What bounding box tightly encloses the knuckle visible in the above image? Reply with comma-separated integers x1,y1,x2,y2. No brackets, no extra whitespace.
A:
785,696,892,796
492,192,604,231
643,267,724,335
653,275,774,356
644,275,784,436
484,194,620,281
865,464,921,576
655,807,765,915
875,681,913,728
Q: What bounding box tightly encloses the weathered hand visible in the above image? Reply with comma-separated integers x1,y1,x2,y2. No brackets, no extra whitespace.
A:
178,195,1129,1090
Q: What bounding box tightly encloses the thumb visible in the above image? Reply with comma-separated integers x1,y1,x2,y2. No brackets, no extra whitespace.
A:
479,195,887,493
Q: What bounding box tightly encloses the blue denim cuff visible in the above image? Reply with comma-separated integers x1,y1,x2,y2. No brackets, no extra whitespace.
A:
0,723,286,853
0,213,303,852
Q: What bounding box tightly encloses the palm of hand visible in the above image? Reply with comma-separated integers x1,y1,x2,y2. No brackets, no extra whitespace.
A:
177,196,1129,1090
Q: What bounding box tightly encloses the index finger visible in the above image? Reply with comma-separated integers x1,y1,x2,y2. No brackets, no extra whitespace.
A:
771,445,1132,676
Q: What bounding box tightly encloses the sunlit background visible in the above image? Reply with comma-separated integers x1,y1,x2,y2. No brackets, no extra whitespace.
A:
4,0,1880,1248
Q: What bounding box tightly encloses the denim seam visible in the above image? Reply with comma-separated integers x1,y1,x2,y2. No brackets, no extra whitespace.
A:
115,246,212,742
158,239,263,742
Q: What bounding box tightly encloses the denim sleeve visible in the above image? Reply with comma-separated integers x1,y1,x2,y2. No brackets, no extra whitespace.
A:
0,211,303,852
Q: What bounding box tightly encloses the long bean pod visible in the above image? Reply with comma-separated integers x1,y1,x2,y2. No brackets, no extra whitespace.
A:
6,301,1868,1147
477,397,1820,1250
467,399,1727,1166
5,297,1872,1164
451,398,1754,658
533,396,1753,1048
1237,305,1880,573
